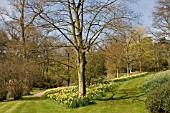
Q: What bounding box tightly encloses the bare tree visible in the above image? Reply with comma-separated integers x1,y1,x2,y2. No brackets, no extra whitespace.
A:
103,38,124,78
152,0,170,38
152,0,170,69
0,0,44,99
0,0,42,59
29,0,139,96
130,26,147,72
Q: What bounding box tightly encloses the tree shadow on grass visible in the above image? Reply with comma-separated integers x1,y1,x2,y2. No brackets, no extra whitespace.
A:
97,88,146,102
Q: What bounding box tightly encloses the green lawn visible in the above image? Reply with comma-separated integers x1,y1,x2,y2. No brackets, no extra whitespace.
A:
0,74,149,113
30,88,47,95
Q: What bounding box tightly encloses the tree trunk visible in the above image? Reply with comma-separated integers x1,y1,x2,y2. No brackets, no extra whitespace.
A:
67,52,70,86
77,51,86,97
116,68,119,78
139,60,142,72
127,63,129,76
155,51,160,71
156,61,160,71
67,78,70,87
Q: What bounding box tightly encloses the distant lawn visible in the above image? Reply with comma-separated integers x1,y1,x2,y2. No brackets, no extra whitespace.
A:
0,73,150,113
30,88,47,95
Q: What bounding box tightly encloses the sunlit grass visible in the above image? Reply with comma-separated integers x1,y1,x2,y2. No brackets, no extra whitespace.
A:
30,88,47,95
0,72,151,113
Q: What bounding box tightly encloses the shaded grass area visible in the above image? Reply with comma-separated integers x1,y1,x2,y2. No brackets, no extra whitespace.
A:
0,74,150,113
94,75,148,113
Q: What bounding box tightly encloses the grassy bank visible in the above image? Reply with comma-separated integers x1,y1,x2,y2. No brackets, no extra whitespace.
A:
0,72,150,113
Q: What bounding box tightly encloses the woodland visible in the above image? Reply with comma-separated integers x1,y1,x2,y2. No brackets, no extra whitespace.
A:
0,0,170,112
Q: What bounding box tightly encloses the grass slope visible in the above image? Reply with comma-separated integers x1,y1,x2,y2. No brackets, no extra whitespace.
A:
0,74,149,113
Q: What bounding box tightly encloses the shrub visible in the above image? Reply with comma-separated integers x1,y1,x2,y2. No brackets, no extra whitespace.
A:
0,56,39,100
0,85,7,101
143,70,170,93
146,84,170,113
0,62,8,101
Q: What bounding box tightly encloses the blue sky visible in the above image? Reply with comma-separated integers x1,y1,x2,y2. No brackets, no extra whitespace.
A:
130,0,156,27
0,0,156,27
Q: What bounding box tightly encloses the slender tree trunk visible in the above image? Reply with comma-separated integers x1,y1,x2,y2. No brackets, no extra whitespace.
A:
125,46,130,76
139,60,142,72
155,55,160,71
67,52,70,86
77,51,86,97
67,79,70,87
156,61,160,71
155,51,160,71
116,68,119,78
127,63,129,76
20,0,27,60
139,54,142,72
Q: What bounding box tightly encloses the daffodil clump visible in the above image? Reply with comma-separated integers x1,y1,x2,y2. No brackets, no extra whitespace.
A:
108,72,148,82
43,72,147,108
44,82,118,108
